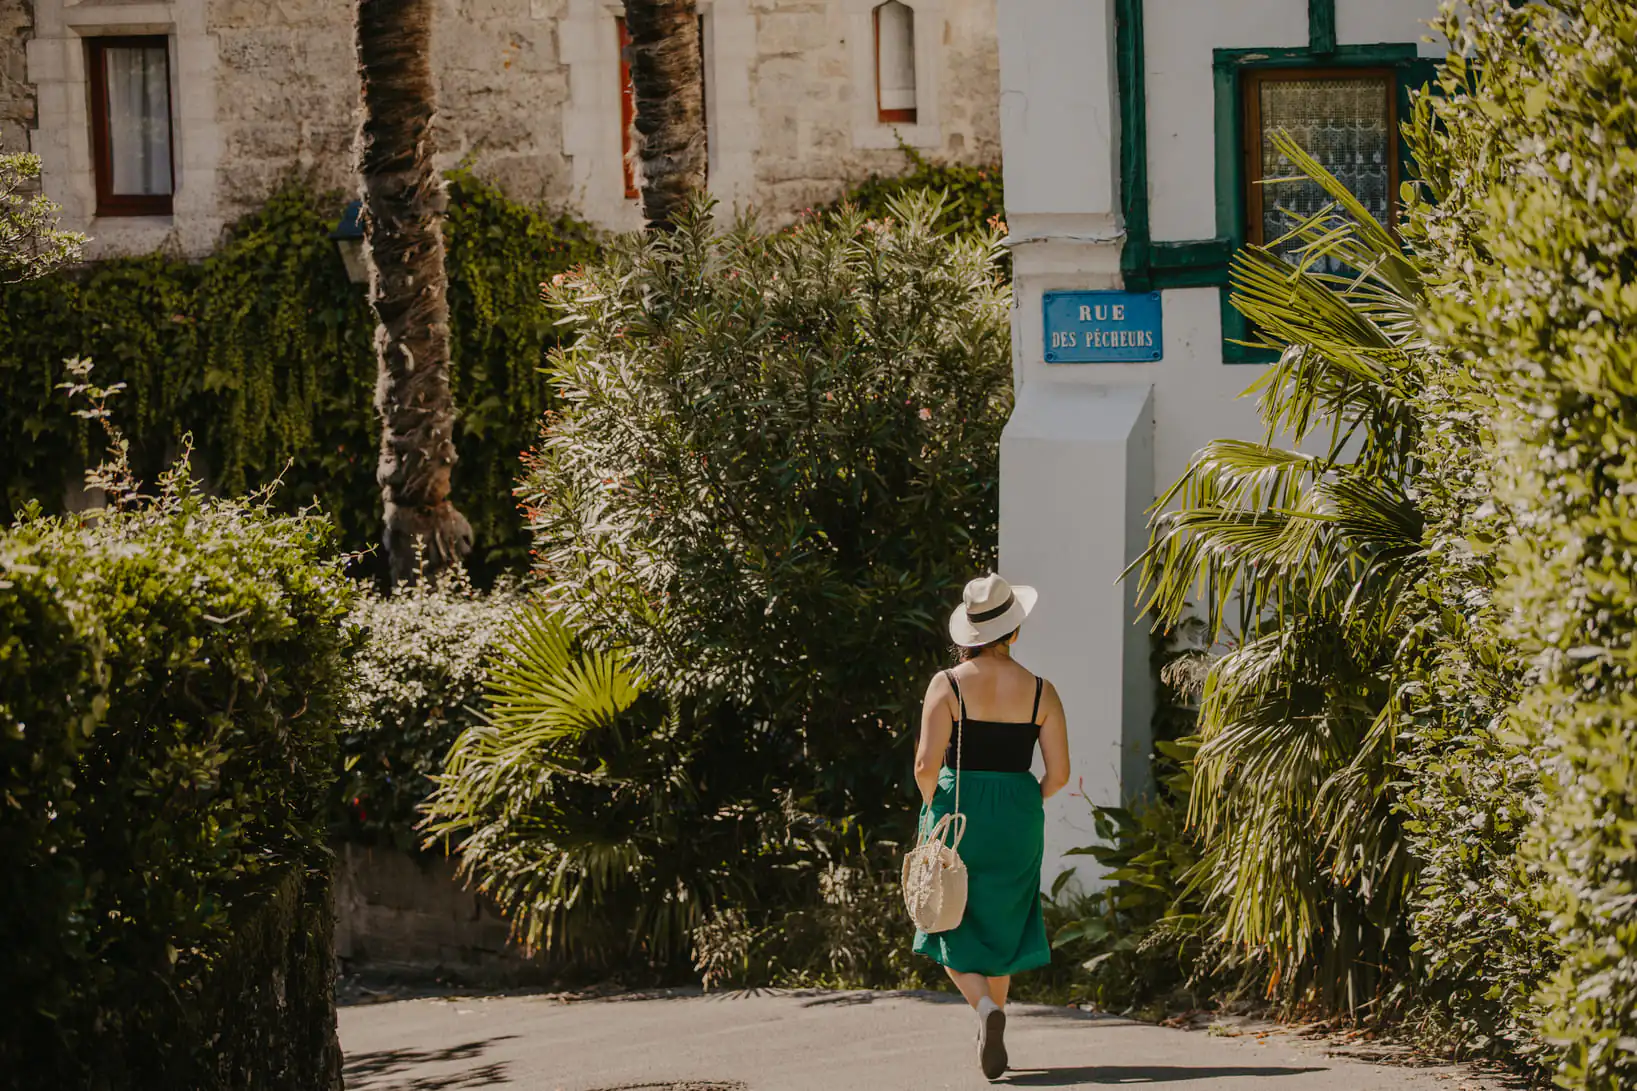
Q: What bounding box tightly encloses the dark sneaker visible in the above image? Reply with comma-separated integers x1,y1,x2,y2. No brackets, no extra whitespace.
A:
977,998,1007,1080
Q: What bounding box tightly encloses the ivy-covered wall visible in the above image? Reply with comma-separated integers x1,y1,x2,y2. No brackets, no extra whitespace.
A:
1,158,998,582
0,171,600,581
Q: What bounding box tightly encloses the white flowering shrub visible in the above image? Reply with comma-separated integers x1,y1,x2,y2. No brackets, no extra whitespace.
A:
334,573,523,845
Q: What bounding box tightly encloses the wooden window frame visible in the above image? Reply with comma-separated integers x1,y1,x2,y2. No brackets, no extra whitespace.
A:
873,3,917,125
1241,66,1397,247
616,17,638,199
87,35,175,218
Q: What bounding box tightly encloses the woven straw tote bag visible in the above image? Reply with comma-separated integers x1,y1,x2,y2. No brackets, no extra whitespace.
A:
903,671,969,933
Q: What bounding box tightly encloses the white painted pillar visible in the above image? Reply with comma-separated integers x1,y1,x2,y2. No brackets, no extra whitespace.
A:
995,0,1154,888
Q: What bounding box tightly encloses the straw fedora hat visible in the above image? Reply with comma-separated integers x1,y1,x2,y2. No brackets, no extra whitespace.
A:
948,573,1038,647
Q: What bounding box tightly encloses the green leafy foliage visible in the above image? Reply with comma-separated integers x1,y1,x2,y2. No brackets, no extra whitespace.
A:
1044,626,1236,1015
0,172,599,580
0,381,354,1085
1417,4,1637,1084
523,193,1012,841
432,193,1010,981
0,140,84,281
828,146,1005,239
1388,29,1550,1061
691,844,943,992
427,601,935,983
334,573,523,846
424,605,771,968
1130,131,1428,1019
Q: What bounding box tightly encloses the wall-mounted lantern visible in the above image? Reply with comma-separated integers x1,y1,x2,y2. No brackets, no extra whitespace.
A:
330,199,369,284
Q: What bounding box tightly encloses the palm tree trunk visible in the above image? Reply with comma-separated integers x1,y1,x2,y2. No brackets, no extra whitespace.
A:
623,0,707,230
355,0,472,584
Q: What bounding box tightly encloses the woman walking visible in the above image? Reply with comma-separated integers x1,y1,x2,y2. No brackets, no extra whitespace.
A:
912,574,1070,1081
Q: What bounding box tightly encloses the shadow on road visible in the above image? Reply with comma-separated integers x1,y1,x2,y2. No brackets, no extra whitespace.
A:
1002,1065,1327,1086
343,1035,519,1091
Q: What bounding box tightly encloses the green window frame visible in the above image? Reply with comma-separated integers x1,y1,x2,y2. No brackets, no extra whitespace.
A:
1115,0,1440,363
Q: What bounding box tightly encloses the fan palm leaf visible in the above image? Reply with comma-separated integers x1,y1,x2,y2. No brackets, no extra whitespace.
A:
1128,126,1435,1016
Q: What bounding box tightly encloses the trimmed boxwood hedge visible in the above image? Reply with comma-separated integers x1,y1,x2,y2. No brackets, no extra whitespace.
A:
0,468,355,1088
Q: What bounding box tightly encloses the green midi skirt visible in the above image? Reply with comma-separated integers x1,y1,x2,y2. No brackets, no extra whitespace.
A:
912,767,1050,977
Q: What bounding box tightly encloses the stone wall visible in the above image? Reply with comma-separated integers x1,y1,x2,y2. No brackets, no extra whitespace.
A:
748,0,1001,215
17,0,999,257
332,842,552,985
0,1,31,157
207,0,573,223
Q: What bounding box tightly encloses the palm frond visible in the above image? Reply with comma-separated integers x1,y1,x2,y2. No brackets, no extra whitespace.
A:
1125,134,1431,1012
483,601,645,742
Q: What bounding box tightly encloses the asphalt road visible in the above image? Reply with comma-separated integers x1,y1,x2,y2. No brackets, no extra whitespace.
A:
338,988,1515,1091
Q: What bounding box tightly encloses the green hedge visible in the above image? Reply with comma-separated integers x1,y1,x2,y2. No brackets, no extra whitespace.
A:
0,463,355,1087
0,171,599,581
1423,4,1637,1084
830,147,1004,238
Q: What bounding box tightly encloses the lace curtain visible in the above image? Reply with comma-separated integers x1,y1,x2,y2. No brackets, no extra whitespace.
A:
1255,76,1390,264
103,43,173,197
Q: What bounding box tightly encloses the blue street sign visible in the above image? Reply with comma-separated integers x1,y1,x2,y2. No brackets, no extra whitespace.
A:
1042,290,1163,363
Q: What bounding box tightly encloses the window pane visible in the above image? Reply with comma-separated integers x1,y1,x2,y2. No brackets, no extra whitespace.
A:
876,2,916,112
1256,76,1389,253
104,44,172,196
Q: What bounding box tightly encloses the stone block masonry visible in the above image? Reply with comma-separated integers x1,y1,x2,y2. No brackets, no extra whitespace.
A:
1,0,34,157
16,0,1000,258
332,841,555,986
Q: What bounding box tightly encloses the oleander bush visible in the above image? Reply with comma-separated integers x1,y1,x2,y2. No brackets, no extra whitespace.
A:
427,192,1012,976
523,193,1011,837
0,374,355,1087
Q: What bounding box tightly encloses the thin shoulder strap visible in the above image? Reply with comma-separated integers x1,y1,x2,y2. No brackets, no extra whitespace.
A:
1030,675,1044,725
942,670,963,820
944,669,966,724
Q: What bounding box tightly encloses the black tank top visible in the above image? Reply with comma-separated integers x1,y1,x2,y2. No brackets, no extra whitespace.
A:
942,669,1043,773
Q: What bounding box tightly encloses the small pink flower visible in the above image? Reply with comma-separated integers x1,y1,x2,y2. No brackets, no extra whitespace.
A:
918,407,931,421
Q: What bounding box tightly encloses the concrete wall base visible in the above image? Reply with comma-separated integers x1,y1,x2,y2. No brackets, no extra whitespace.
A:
1000,380,1155,890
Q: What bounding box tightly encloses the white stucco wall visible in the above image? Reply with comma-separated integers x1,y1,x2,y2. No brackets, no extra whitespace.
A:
1002,381,1153,886
996,0,1446,887
1139,0,1447,491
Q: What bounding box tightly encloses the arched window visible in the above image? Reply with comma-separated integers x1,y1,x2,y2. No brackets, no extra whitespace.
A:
874,1,916,124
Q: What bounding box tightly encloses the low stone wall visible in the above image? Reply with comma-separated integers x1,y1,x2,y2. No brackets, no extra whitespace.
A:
332,842,552,986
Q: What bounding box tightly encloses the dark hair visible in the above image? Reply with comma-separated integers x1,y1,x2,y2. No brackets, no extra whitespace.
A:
954,629,1018,663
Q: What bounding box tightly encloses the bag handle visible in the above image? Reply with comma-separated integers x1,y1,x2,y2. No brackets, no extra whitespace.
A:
922,810,967,852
